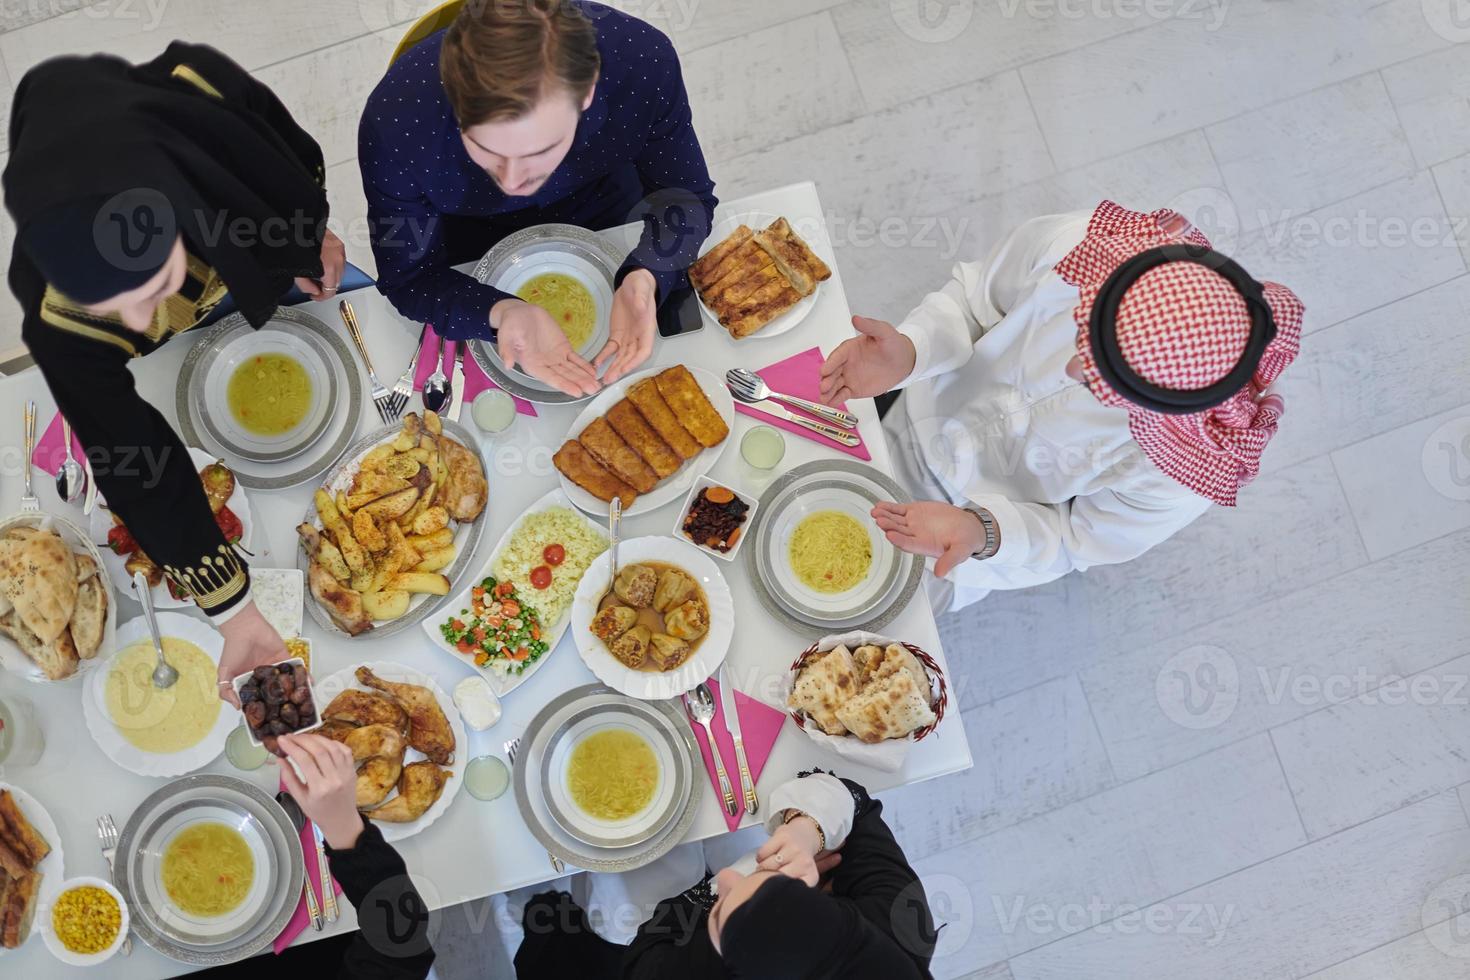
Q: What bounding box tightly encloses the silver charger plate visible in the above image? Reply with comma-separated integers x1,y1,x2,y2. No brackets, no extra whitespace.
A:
514,685,702,872
744,459,925,635
114,774,302,967
467,223,625,405
297,417,490,640
538,699,692,849
176,308,363,491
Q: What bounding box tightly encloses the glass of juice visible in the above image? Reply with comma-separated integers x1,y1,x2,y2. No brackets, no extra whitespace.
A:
464,756,510,801
740,425,786,470
472,389,517,434
224,724,269,771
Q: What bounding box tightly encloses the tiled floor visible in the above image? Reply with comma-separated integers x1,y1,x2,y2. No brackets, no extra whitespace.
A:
5,1,1469,977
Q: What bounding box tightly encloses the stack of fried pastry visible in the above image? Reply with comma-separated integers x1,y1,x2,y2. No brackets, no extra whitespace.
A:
554,365,728,508
0,526,108,680
690,217,832,338
0,789,50,949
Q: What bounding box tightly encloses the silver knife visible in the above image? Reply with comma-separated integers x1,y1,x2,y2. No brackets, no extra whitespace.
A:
311,822,340,923
82,456,97,516
719,665,759,814
446,341,467,422
745,399,860,448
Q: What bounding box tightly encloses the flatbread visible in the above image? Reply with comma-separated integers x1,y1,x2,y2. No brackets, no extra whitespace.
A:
0,531,78,643
788,645,859,736
834,668,937,744
868,644,930,695
70,577,107,660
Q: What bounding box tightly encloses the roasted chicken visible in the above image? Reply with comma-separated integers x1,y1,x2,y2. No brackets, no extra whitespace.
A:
322,689,408,733
356,666,454,765
362,761,451,823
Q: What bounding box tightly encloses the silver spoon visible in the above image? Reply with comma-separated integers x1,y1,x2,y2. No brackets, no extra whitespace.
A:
726,367,859,429
276,792,324,931
422,333,450,414
55,417,84,503
684,684,738,817
133,570,178,689
595,496,622,609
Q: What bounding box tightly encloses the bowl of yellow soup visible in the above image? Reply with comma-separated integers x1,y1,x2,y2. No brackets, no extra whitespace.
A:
542,706,684,849
83,613,236,777
200,323,335,463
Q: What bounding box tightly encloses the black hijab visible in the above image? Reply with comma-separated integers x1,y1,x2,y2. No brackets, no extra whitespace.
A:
4,41,327,326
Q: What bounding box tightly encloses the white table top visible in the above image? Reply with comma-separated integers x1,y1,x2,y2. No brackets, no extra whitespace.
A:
0,181,971,978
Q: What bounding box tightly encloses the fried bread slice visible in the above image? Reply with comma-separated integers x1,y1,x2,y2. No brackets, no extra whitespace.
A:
653,366,728,448
579,417,659,494
626,381,702,460
554,440,637,508
606,398,681,478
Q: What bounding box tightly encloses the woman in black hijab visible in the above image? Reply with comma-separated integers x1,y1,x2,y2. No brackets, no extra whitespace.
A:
4,41,345,691
514,772,938,980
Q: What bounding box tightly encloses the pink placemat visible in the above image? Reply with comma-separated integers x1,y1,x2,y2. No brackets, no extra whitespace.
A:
273,795,344,954
687,679,787,832
413,324,538,418
31,411,85,477
732,347,871,461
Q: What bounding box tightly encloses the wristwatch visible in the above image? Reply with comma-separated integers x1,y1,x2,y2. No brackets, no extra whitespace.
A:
964,507,1000,560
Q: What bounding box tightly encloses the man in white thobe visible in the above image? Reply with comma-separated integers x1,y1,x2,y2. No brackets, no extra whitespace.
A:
820,201,1305,611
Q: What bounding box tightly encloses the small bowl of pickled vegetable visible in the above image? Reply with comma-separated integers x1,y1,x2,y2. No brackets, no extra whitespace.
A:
41,877,128,966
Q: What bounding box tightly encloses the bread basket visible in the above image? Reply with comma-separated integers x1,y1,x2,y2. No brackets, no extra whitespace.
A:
782,630,949,772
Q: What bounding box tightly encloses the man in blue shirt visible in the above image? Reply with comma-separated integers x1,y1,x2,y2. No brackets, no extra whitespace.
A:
359,0,717,396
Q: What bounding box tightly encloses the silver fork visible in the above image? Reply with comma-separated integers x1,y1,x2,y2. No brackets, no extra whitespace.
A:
386,322,430,422
505,737,565,873
340,300,395,426
20,400,38,512
97,814,132,956
726,367,859,429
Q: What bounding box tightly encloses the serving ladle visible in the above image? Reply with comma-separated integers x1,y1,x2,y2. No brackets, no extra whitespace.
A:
55,417,84,504
133,570,178,689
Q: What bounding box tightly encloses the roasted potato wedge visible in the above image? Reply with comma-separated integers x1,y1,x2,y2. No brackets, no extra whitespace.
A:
411,506,450,536
384,455,420,480
359,486,420,522
424,410,442,436
362,589,411,621
352,508,387,552
383,521,422,572
413,546,455,572
407,528,454,552
335,491,355,520
388,571,451,595
360,444,395,470
316,491,372,579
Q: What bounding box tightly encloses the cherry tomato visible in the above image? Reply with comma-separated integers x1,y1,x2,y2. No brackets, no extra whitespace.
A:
214,505,243,544
543,544,566,566
529,565,553,590
106,525,137,555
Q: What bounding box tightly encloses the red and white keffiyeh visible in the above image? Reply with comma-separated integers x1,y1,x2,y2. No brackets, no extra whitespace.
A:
1055,200,1305,507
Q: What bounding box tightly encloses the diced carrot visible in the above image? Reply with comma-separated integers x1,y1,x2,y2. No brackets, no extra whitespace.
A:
705,485,735,504
502,601,520,617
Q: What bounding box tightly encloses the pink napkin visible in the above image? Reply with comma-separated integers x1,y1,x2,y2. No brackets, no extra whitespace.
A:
31,411,86,477
687,679,788,832
413,323,538,418
273,796,344,954
732,347,871,461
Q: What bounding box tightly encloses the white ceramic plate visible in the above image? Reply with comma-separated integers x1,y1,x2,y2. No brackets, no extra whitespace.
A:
82,613,234,778
0,511,118,684
90,447,254,612
542,706,681,848
421,487,608,697
763,483,897,619
570,536,734,700
0,783,64,957
299,418,489,640
493,250,613,366
313,662,466,843
694,210,829,341
201,326,334,461
557,365,735,518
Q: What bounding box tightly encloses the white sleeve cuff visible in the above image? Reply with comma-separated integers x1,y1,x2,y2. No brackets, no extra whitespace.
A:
762,772,856,851
205,588,252,626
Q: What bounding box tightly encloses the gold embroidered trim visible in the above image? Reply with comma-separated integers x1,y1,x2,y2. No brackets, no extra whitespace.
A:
39,255,224,349
163,545,247,611
39,288,138,355
170,64,222,100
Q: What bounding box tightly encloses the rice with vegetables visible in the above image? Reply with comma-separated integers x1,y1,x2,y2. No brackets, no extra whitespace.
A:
492,507,607,629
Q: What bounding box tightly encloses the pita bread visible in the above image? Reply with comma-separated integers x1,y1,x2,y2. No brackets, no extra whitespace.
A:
0,531,78,643
71,577,107,660
789,645,859,735
74,552,98,582
867,644,930,695
834,668,937,744
0,610,77,680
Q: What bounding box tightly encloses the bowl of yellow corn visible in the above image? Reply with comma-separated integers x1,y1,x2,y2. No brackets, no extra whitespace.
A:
40,877,128,966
